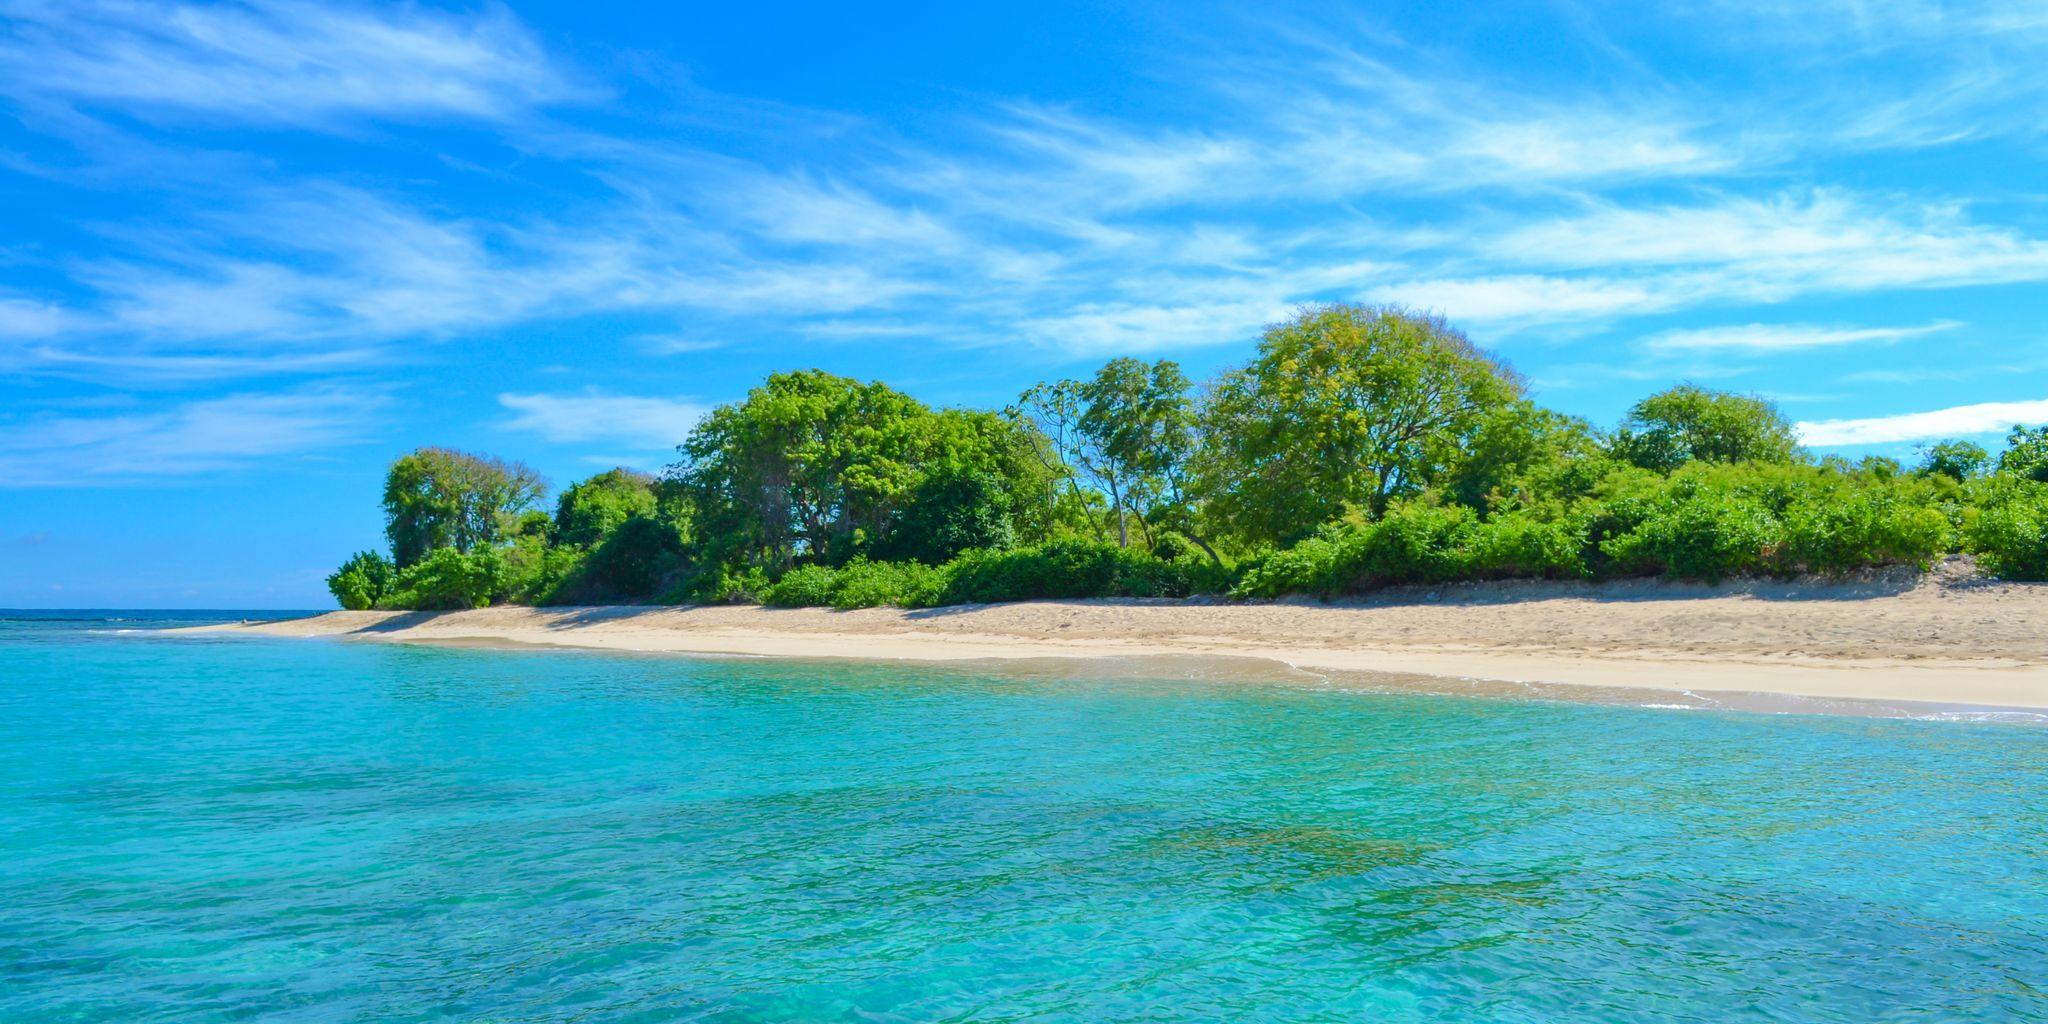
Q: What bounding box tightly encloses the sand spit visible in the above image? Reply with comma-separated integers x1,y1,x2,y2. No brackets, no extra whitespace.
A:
193,571,2048,713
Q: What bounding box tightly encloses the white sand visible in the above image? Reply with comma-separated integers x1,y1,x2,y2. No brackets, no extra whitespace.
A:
196,568,2048,713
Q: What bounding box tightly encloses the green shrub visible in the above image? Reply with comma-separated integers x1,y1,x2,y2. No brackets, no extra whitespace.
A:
382,547,503,610
672,565,772,605
833,559,952,609
1777,488,1950,573
939,540,1195,604
1466,512,1590,579
326,550,395,610
762,564,841,607
1350,503,1479,586
1598,481,1777,581
1231,530,1356,599
1968,480,2048,579
580,515,685,600
761,558,955,609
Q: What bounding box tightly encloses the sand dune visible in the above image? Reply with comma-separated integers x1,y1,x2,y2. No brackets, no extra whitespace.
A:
197,569,2048,714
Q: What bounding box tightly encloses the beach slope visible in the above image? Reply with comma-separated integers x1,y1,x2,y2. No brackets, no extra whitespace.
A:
200,572,2048,712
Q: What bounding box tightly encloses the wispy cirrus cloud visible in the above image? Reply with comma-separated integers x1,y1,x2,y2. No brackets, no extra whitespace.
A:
1379,192,2048,327
4,0,2048,490
0,384,378,485
1798,397,2048,446
0,0,584,126
499,391,707,451
1647,320,1959,352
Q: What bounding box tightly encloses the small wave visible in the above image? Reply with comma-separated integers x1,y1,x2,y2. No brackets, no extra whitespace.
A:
1921,710,2048,725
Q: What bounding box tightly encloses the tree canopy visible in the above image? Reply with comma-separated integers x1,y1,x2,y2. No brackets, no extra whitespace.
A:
330,310,2048,612
1611,386,1801,472
553,468,658,548
1197,304,1525,543
382,447,547,567
675,370,1058,570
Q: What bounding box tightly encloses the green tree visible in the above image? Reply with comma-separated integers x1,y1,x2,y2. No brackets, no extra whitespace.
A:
676,372,1056,570
325,550,395,610
1020,359,1204,551
1014,378,1109,543
554,469,658,547
382,448,546,566
1077,358,1200,550
1611,386,1802,472
882,467,1016,565
1917,440,1989,481
581,515,687,599
1997,425,2048,483
1442,401,1607,516
386,547,504,609
1196,304,1525,543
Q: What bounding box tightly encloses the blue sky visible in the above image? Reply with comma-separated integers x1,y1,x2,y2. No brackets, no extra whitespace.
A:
4,0,2048,608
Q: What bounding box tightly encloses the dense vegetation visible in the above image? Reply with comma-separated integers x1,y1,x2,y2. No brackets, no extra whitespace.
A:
329,304,2048,611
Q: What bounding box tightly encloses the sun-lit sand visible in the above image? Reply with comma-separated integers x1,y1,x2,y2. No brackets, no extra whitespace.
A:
196,565,2048,713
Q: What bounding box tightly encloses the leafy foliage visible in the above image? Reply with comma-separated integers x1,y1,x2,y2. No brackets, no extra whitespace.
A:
382,448,546,567
382,547,503,610
1967,478,2048,579
1917,440,1990,481
553,469,658,548
1998,425,2048,484
675,370,1057,570
1197,304,1523,544
1611,386,1801,472
326,550,395,610
332,341,2048,611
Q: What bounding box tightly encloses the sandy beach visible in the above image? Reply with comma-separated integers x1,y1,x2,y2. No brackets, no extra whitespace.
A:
197,567,2048,714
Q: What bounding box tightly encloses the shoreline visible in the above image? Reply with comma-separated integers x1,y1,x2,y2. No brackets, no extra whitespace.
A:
189,575,2048,716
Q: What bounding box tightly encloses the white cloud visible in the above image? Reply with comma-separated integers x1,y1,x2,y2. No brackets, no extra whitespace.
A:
1389,193,2048,327
1022,298,1296,356
0,385,377,486
499,391,707,451
1647,320,1959,352
0,297,80,338
0,0,582,126
1797,398,2048,445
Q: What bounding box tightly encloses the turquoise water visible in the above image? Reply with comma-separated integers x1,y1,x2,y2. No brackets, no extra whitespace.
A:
4,613,2047,1022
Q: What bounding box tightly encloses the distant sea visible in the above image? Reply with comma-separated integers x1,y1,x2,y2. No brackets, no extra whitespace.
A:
4,610,2047,1022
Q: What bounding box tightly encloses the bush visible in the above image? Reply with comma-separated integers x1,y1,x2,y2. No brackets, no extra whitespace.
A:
832,559,951,609
503,540,586,605
1231,530,1356,599
1232,503,1587,599
326,550,395,610
1466,512,1590,579
938,540,1197,604
1599,487,1776,581
761,559,954,609
1350,503,1480,586
382,547,503,610
1777,488,1950,573
762,565,840,607
672,565,772,605
1968,480,2048,579
579,515,685,600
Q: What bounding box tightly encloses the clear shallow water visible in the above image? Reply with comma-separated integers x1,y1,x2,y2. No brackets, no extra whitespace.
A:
4,613,2047,1022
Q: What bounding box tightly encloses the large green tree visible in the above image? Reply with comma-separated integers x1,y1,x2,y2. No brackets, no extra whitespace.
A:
1998,425,2048,483
1195,304,1525,543
1019,358,1203,551
553,468,659,548
1611,386,1802,472
382,448,547,567
675,371,1057,569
